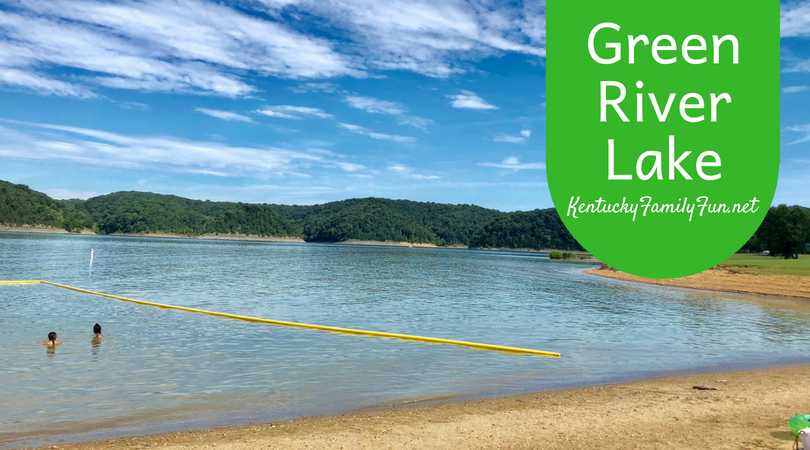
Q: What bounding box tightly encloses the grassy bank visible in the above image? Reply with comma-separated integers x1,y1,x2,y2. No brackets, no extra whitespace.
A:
720,254,810,276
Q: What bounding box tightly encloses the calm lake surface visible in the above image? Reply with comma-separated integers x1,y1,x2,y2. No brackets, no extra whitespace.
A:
2,233,810,446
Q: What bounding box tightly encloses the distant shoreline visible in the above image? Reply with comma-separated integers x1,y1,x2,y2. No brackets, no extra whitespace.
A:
586,266,810,300
0,224,95,235
0,227,593,255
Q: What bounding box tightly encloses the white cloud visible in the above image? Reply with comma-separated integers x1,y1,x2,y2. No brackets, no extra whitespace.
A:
784,123,810,145
0,0,551,98
479,156,545,171
387,163,441,179
494,134,526,144
0,119,366,179
0,0,550,98
118,101,150,111
333,161,366,172
44,188,103,200
338,123,415,142
783,59,810,73
447,90,498,110
0,68,96,98
195,108,254,123
255,105,334,119
784,85,809,93
256,0,545,78
0,0,361,97
782,2,810,37
398,116,434,131
520,129,531,137
290,82,338,93
345,95,405,114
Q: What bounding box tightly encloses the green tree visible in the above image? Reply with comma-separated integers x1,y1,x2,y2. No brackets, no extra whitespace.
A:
757,205,810,259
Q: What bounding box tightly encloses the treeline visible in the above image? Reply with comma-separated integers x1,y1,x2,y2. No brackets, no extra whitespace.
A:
0,180,583,250
0,181,94,232
3,180,808,256
743,205,810,259
469,209,581,251
80,191,299,237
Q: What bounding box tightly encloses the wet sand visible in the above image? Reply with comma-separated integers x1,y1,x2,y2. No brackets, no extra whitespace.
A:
587,266,810,300
30,365,810,450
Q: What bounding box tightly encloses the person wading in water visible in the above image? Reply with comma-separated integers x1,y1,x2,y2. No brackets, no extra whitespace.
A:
41,332,62,347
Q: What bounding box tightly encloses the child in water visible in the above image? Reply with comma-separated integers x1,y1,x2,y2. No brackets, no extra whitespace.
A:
93,323,103,339
41,332,62,347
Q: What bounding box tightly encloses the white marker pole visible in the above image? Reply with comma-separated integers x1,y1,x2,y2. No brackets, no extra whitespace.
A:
90,249,94,269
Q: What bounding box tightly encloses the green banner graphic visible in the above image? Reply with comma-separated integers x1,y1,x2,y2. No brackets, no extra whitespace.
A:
547,0,780,278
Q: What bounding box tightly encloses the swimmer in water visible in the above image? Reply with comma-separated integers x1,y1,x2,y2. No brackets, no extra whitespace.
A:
93,323,103,339
41,332,62,347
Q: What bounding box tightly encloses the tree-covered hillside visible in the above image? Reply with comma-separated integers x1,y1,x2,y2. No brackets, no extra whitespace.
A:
0,180,94,232
8,181,810,255
0,180,585,250
81,191,300,237
470,209,584,251
277,198,505,246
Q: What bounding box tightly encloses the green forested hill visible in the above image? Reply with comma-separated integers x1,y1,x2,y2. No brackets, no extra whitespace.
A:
0,181,94,232
279,198,505,246
470,209,584,251
81,191,300,237
0,180,584,250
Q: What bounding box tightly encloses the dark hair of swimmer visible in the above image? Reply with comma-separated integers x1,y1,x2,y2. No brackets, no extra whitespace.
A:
93,323,102,335
48,332,57,344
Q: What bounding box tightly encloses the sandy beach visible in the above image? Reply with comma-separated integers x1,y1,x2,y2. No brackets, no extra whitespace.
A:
0,225,95,235
587,266,810,300
27,364,810,450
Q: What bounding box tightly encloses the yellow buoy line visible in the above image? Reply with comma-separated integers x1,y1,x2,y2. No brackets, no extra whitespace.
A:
0,280,562,357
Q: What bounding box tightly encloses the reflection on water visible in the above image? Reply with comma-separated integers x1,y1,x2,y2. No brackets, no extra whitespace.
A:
1,233,809,446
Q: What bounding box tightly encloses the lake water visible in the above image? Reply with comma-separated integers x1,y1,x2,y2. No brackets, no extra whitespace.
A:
2,233,810,447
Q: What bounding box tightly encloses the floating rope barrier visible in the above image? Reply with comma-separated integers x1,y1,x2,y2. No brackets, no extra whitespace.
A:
0,280,562,357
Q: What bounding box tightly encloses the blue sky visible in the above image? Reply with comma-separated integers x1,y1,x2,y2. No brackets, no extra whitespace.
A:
0,0,806,211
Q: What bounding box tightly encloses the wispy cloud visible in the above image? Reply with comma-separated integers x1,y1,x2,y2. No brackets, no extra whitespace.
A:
494,130,531,143
196,108,254,123
0,68,96,98
255,105,334,119
0,119,366,178
338,123,415,142
332,161,366,172
387,163,441,179
479,156,545,171
782,2,810,37
0,0,548,98
494,135,525,144
0,0,361,97
118,101,150,111
290,82,338,93
447,90,498,110
345,95,405,114
398,116,434,131
784,123,810,145
44,188,104,200
783,60,810,73
257,0,545,77
784,85,809,93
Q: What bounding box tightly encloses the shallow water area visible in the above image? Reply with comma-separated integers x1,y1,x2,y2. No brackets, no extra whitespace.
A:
2,233,810,447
